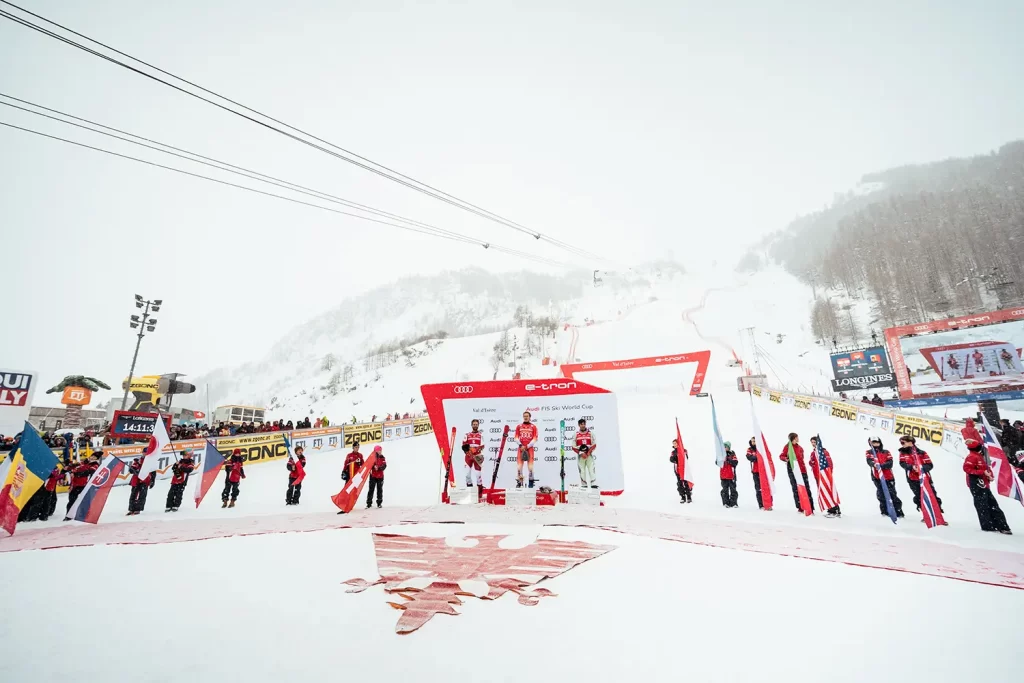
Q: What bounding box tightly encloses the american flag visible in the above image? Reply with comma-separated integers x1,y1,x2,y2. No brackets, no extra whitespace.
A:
813,434,840,511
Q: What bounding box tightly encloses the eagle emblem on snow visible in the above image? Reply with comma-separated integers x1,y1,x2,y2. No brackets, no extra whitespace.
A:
344,533,615,634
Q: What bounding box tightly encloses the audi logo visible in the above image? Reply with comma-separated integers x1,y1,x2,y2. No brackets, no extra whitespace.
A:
489,428,501,433
489,447,499,453
454,386,474,394
506,456,518,462
544,456,558,462
544,436,557,442
581,415,594,421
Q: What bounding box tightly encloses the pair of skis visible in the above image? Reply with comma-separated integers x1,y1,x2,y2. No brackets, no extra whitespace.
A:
441,425,513,504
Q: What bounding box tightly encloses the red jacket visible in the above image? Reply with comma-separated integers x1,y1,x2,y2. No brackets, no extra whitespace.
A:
342,452,364,480
287,455,306,482
129,458,154,488
463,431,484,469
719,450,738,480
780,442,807,474
69,462,95,488
963,451,991,487
745,447,762,474
809,448,832,482
865,449,895,481
171,457,195,485
370,454,387,480
898,449,933,482
224,457,246,483
44,466,61,492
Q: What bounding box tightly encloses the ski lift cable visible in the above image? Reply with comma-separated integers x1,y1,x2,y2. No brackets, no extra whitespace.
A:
0,2,611,265
0,119,573,269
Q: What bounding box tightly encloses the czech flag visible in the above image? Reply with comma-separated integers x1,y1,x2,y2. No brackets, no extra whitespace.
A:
0,423,59,535
193,440,225,508
67,453,126,524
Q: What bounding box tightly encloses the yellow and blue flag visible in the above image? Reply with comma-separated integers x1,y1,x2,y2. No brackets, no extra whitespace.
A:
0,422,59,535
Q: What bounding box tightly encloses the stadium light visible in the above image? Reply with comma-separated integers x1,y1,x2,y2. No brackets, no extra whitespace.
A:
120,295,164,410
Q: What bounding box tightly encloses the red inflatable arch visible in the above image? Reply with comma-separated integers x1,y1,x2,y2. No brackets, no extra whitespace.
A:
560,350,712,395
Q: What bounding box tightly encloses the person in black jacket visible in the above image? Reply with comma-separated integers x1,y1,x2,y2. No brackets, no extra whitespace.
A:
745,437,769,510
669,439,692,503
865,436,904,518
286,447,306,505
719,442,739,508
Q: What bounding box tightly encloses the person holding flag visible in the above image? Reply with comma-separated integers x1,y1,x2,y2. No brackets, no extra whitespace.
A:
192,439,226,508
746,394,775,511
343,441,364,484
0,423,60,535
366,445,386,508
669,437,692,503
286,445,306,505
63,456,99,520
780,433,814,514
165,449,196,512
745,437,767,509
126,456,156,515
719,441,739,508
66,452,127,524
221,449,246,508
962,422,1012,534
808,436,841,518
865,436,904,519
897,436,943,515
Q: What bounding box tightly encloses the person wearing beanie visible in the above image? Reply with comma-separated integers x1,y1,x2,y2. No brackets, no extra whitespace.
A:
897,435,943,515
127,456,156,515
221,449,246,508
809,436,841,518
745,436,770,510
961,420,1011,534
865,436,904,518
669,439,692,503
166,449,196,512
719,441,739,508
286,446,307,505
366,445,386,509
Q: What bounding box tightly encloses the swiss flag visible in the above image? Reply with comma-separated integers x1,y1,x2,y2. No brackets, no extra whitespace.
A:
332,452,377,513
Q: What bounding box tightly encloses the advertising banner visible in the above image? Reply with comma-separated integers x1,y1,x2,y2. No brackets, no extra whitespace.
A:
781,394,795,407
855,406,895,434
343,422,384,447
383,419,413,442
885,306,1024,399
421,379,622,494
0,369,38,436
752,386,763,398
290,426,343,455
811,399,831,416
829,346,896,392
830,401,858,421
412,417,433,436
893,414,944,446
768,391,782,405
560,350,711,395
793,395,812,410
110,410,174,439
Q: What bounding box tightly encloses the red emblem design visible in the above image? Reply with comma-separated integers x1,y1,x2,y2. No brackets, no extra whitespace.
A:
344,534,614,634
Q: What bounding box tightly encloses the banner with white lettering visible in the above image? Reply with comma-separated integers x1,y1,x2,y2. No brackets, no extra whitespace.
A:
0,369,38,436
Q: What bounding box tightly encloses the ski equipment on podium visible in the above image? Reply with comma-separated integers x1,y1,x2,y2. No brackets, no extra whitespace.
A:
488,425,511,501
559,419,566,500
442,427,457,503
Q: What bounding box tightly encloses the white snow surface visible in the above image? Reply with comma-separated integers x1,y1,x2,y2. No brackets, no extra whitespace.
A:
4,265,1024,682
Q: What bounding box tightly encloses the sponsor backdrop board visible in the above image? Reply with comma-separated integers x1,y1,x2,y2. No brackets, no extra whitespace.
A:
110,410,174,439
829,346,896,392
0,369,38,436
421,379,623,494
884,306,1024,399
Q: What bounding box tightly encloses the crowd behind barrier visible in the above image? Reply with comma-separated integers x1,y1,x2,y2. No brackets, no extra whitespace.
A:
751,385,1024,461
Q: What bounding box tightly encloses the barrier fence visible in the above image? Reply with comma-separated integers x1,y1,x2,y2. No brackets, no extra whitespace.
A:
54,417,433,492
751,385,969,458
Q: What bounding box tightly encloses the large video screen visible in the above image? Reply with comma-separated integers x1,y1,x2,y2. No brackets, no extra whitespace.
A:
829,345,896,392
885,307,1024,399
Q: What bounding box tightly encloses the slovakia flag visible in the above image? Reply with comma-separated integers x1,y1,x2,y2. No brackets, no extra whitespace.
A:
67,454,126,524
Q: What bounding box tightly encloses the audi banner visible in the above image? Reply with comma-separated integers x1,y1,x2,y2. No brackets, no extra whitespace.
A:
420,379,623,495
111,410,173,439
829,345,897,392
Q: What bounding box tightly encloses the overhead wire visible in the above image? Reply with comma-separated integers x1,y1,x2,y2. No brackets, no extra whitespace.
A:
0,1,610,264
0,118,571,268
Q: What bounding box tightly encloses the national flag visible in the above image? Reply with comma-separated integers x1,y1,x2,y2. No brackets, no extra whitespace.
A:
868,445,899,524
138,414,171,480
913,446,946,528
812,434,840,512
283,434,305,486
674,418,692,485
193,439,225,508
978,414,1024,508
0,423,59,535
710,396,727,467
332,449,377,513
66,453,126,524
788,441,813,516
747,394,775,510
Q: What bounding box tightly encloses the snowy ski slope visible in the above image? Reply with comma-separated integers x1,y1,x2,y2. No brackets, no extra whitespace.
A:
3,266,1023,683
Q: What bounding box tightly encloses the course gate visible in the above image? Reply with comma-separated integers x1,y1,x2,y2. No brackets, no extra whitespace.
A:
560,350,712,395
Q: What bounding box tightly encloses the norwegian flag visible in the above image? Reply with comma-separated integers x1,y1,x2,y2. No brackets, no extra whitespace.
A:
812,434,840,511
915,448,947,528
978,415,1024,508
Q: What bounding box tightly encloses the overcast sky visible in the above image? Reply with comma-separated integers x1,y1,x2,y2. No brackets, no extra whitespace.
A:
3,0,1023,406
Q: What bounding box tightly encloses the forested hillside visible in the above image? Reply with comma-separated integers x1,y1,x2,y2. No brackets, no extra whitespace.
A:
741,141,1024,343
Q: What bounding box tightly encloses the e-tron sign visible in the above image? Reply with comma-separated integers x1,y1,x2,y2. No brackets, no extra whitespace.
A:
560,350,712,395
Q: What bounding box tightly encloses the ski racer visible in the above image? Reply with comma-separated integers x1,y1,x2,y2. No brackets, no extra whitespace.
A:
514,411,538,488
573,418,598,489
865,436,904,518
972,350,985,373
462,419,485,499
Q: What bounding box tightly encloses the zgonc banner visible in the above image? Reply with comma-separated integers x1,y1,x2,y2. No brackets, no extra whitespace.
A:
421,379,623,495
